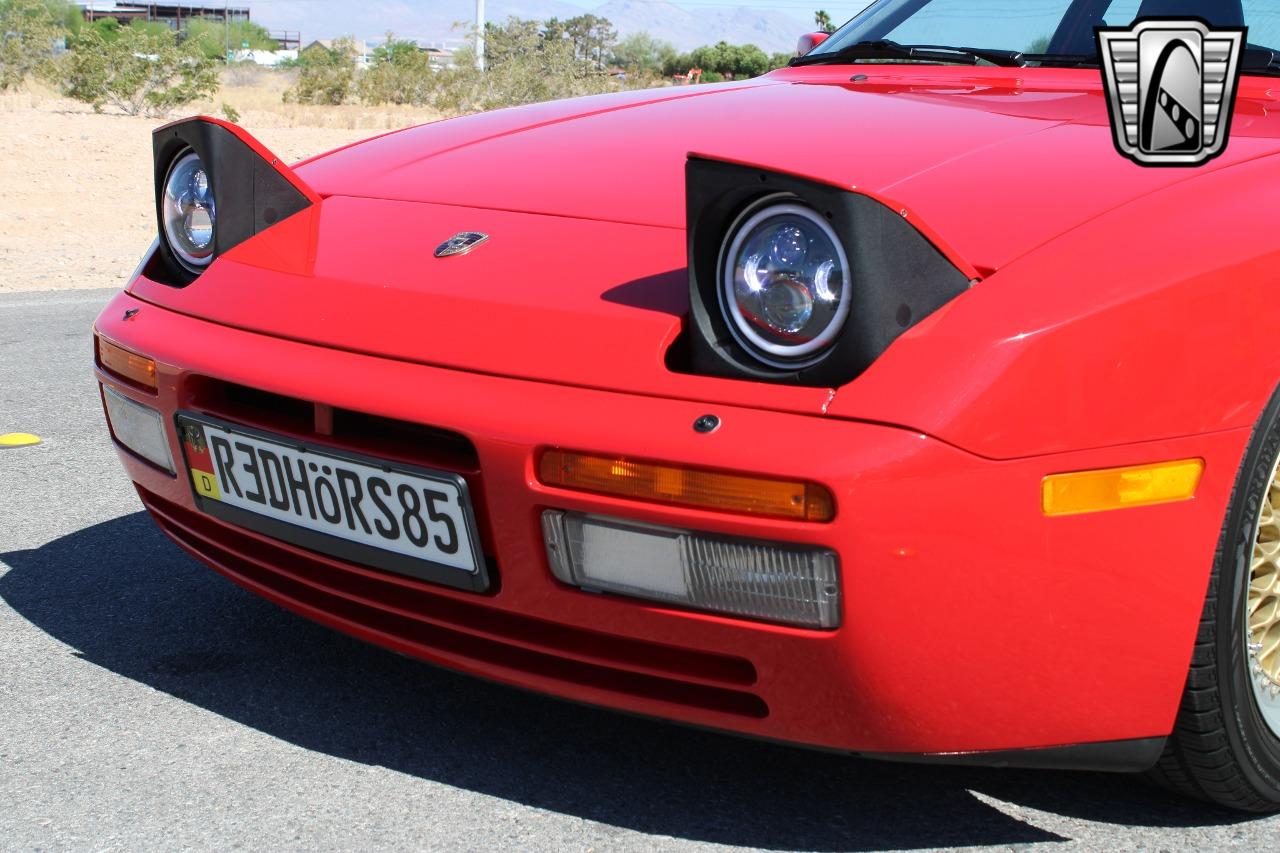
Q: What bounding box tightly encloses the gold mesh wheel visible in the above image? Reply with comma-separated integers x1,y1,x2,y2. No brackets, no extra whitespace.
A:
1247,459,1280,734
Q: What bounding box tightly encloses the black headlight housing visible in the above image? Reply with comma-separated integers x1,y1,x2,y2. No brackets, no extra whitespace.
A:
684,156,973,388
148,117,315,286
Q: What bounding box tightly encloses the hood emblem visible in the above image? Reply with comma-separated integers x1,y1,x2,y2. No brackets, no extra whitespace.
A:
434,232,489,258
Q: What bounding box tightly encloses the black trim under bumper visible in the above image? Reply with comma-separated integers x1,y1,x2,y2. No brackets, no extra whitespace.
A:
861,736,1167,773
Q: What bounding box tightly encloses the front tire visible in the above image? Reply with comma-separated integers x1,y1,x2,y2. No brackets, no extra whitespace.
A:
1148,390,1280,812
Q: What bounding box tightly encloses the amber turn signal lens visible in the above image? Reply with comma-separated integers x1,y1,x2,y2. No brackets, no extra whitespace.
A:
538,449,835,522
1042,458,1204,517
97,335,157,391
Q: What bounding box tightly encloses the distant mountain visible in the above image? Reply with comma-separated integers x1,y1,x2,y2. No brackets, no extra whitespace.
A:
251,0,812,54
693,6,810,54
592,0,699,48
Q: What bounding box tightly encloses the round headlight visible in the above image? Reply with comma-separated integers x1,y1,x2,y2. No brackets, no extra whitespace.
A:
161,151,216,273
721,202,850,368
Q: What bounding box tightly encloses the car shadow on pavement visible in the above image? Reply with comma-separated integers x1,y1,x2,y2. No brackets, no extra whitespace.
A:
0,513,1251,851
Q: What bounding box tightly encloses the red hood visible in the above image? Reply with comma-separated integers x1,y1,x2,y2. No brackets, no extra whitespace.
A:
297,66,1280,272
131,68,1280,418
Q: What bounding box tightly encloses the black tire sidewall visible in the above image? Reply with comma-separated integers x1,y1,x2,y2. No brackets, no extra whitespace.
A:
1217,390,1280,802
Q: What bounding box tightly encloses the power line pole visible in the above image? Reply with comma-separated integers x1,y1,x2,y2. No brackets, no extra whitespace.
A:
475,0,485,71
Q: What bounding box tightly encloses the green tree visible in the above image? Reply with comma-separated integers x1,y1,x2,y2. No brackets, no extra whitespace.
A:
542,16,567,43
285,37,357,104
688,41,770,79
53,24,219,114
609,31,675,76
562,13,615,68
0,0,63,90
732,43,769,77
661,50,693,77
36,0,79,34
76,17,170,45
483,16,543,67
85,15,122,42
130,20,173,39
814,9,834,34
183,17,277,61
370,32,419,65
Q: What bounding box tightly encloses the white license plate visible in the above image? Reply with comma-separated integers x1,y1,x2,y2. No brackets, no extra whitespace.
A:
176,413,488,591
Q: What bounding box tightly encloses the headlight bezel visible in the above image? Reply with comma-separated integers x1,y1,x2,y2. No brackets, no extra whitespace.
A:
147,117,318,287
682,156,975,389
718,196,852,370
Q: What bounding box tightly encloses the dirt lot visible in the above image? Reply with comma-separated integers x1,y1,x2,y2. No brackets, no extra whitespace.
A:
0,71,442,293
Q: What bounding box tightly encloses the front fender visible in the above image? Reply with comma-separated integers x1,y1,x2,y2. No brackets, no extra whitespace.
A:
827,152,1280,460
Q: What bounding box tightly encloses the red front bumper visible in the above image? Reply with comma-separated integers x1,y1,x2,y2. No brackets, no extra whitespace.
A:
94,289,1248,760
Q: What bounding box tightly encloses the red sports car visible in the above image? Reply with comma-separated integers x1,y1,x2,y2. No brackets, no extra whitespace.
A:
94,0,1280,812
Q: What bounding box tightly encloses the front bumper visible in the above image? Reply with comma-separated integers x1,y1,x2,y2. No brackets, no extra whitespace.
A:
95,290,1248,761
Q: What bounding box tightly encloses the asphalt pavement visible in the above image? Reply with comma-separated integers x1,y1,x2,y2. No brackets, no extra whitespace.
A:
2,287,1277,851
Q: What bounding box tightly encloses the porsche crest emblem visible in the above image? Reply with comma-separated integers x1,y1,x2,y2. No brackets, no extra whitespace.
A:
1097,18,1246,167
434,232,490,258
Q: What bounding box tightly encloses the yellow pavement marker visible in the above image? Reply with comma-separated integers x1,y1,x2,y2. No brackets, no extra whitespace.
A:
0,432,41,448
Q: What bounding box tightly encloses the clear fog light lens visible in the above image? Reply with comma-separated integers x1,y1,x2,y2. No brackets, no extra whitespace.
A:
102,385,174,473
162,150,216,272
542,511,841,629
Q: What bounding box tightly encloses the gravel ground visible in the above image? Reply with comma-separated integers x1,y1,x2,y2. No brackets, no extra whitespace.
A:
0,83,439,295
2,289,1279,851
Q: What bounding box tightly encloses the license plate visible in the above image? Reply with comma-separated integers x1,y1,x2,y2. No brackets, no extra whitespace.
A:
176,413,488,592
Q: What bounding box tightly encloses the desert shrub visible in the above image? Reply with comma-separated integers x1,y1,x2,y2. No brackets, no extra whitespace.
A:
52,25,219,115
431,17,616,114
357,33,438,105
0,0,63,90
291,16,663,115
220,100,239,122
284,37,356,104
222,58,263,86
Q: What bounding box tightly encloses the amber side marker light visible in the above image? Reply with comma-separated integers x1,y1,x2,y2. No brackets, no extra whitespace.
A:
1042,458,1204,517
97,335,157,391
538,449,835,522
